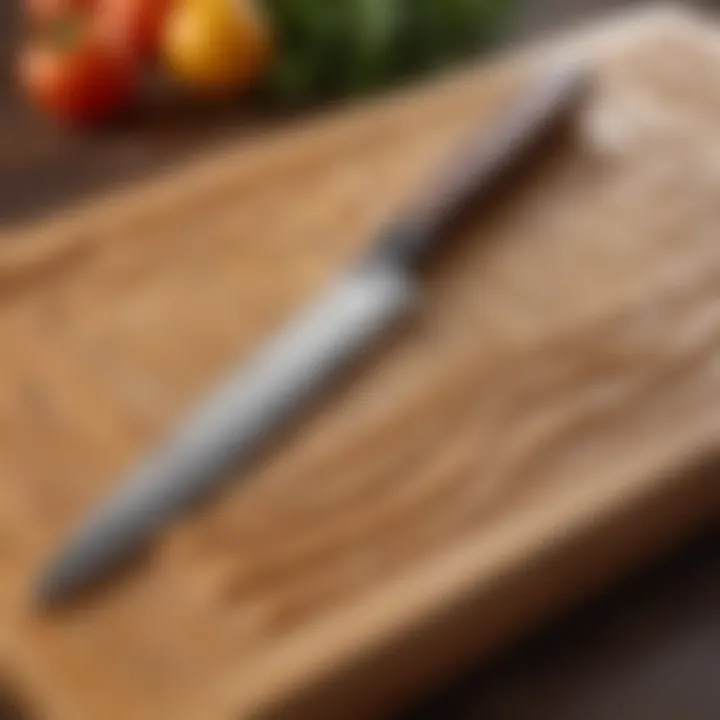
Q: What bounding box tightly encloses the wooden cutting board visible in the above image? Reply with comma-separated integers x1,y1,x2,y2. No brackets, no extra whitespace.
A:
1,7,719,720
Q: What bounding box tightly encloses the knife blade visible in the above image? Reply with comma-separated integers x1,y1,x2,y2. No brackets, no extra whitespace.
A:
36,62,590,607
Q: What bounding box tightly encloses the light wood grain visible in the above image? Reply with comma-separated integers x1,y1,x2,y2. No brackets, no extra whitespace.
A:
0,7,719,720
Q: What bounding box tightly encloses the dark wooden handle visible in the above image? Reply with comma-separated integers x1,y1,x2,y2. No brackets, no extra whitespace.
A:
376,63,591,270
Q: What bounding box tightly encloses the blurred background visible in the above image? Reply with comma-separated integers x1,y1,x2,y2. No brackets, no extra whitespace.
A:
0,1,718,719
0,0,713,225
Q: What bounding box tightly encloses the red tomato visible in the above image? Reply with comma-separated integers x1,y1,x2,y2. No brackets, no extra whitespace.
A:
19,19,137,126
96,0,173,60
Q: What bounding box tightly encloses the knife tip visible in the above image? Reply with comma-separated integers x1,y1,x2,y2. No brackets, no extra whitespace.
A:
33,522,156,610
33,554,84,610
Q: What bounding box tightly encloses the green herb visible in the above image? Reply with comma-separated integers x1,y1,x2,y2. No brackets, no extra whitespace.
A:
262,0,513,104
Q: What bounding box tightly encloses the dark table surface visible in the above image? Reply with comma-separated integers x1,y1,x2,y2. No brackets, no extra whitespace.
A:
1,2,718,719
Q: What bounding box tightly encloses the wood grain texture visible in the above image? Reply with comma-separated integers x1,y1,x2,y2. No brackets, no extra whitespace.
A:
0,8,719,720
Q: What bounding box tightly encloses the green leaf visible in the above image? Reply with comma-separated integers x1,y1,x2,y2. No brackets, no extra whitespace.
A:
262,0,513,104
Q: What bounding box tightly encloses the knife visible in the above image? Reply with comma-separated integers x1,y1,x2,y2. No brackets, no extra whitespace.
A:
36,63,589,607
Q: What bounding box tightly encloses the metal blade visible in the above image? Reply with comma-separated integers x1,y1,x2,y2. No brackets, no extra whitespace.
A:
36,264,417,606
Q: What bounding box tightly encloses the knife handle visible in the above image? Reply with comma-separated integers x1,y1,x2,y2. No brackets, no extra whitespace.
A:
374,63,590,271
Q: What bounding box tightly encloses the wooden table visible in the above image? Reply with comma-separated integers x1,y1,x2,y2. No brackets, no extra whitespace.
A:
0,3,718,719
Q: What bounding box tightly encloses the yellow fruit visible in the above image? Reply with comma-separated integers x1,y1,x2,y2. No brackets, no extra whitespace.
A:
163,0,271,93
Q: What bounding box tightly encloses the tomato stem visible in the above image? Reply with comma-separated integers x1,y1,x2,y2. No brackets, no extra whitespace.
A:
40,14,84,50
